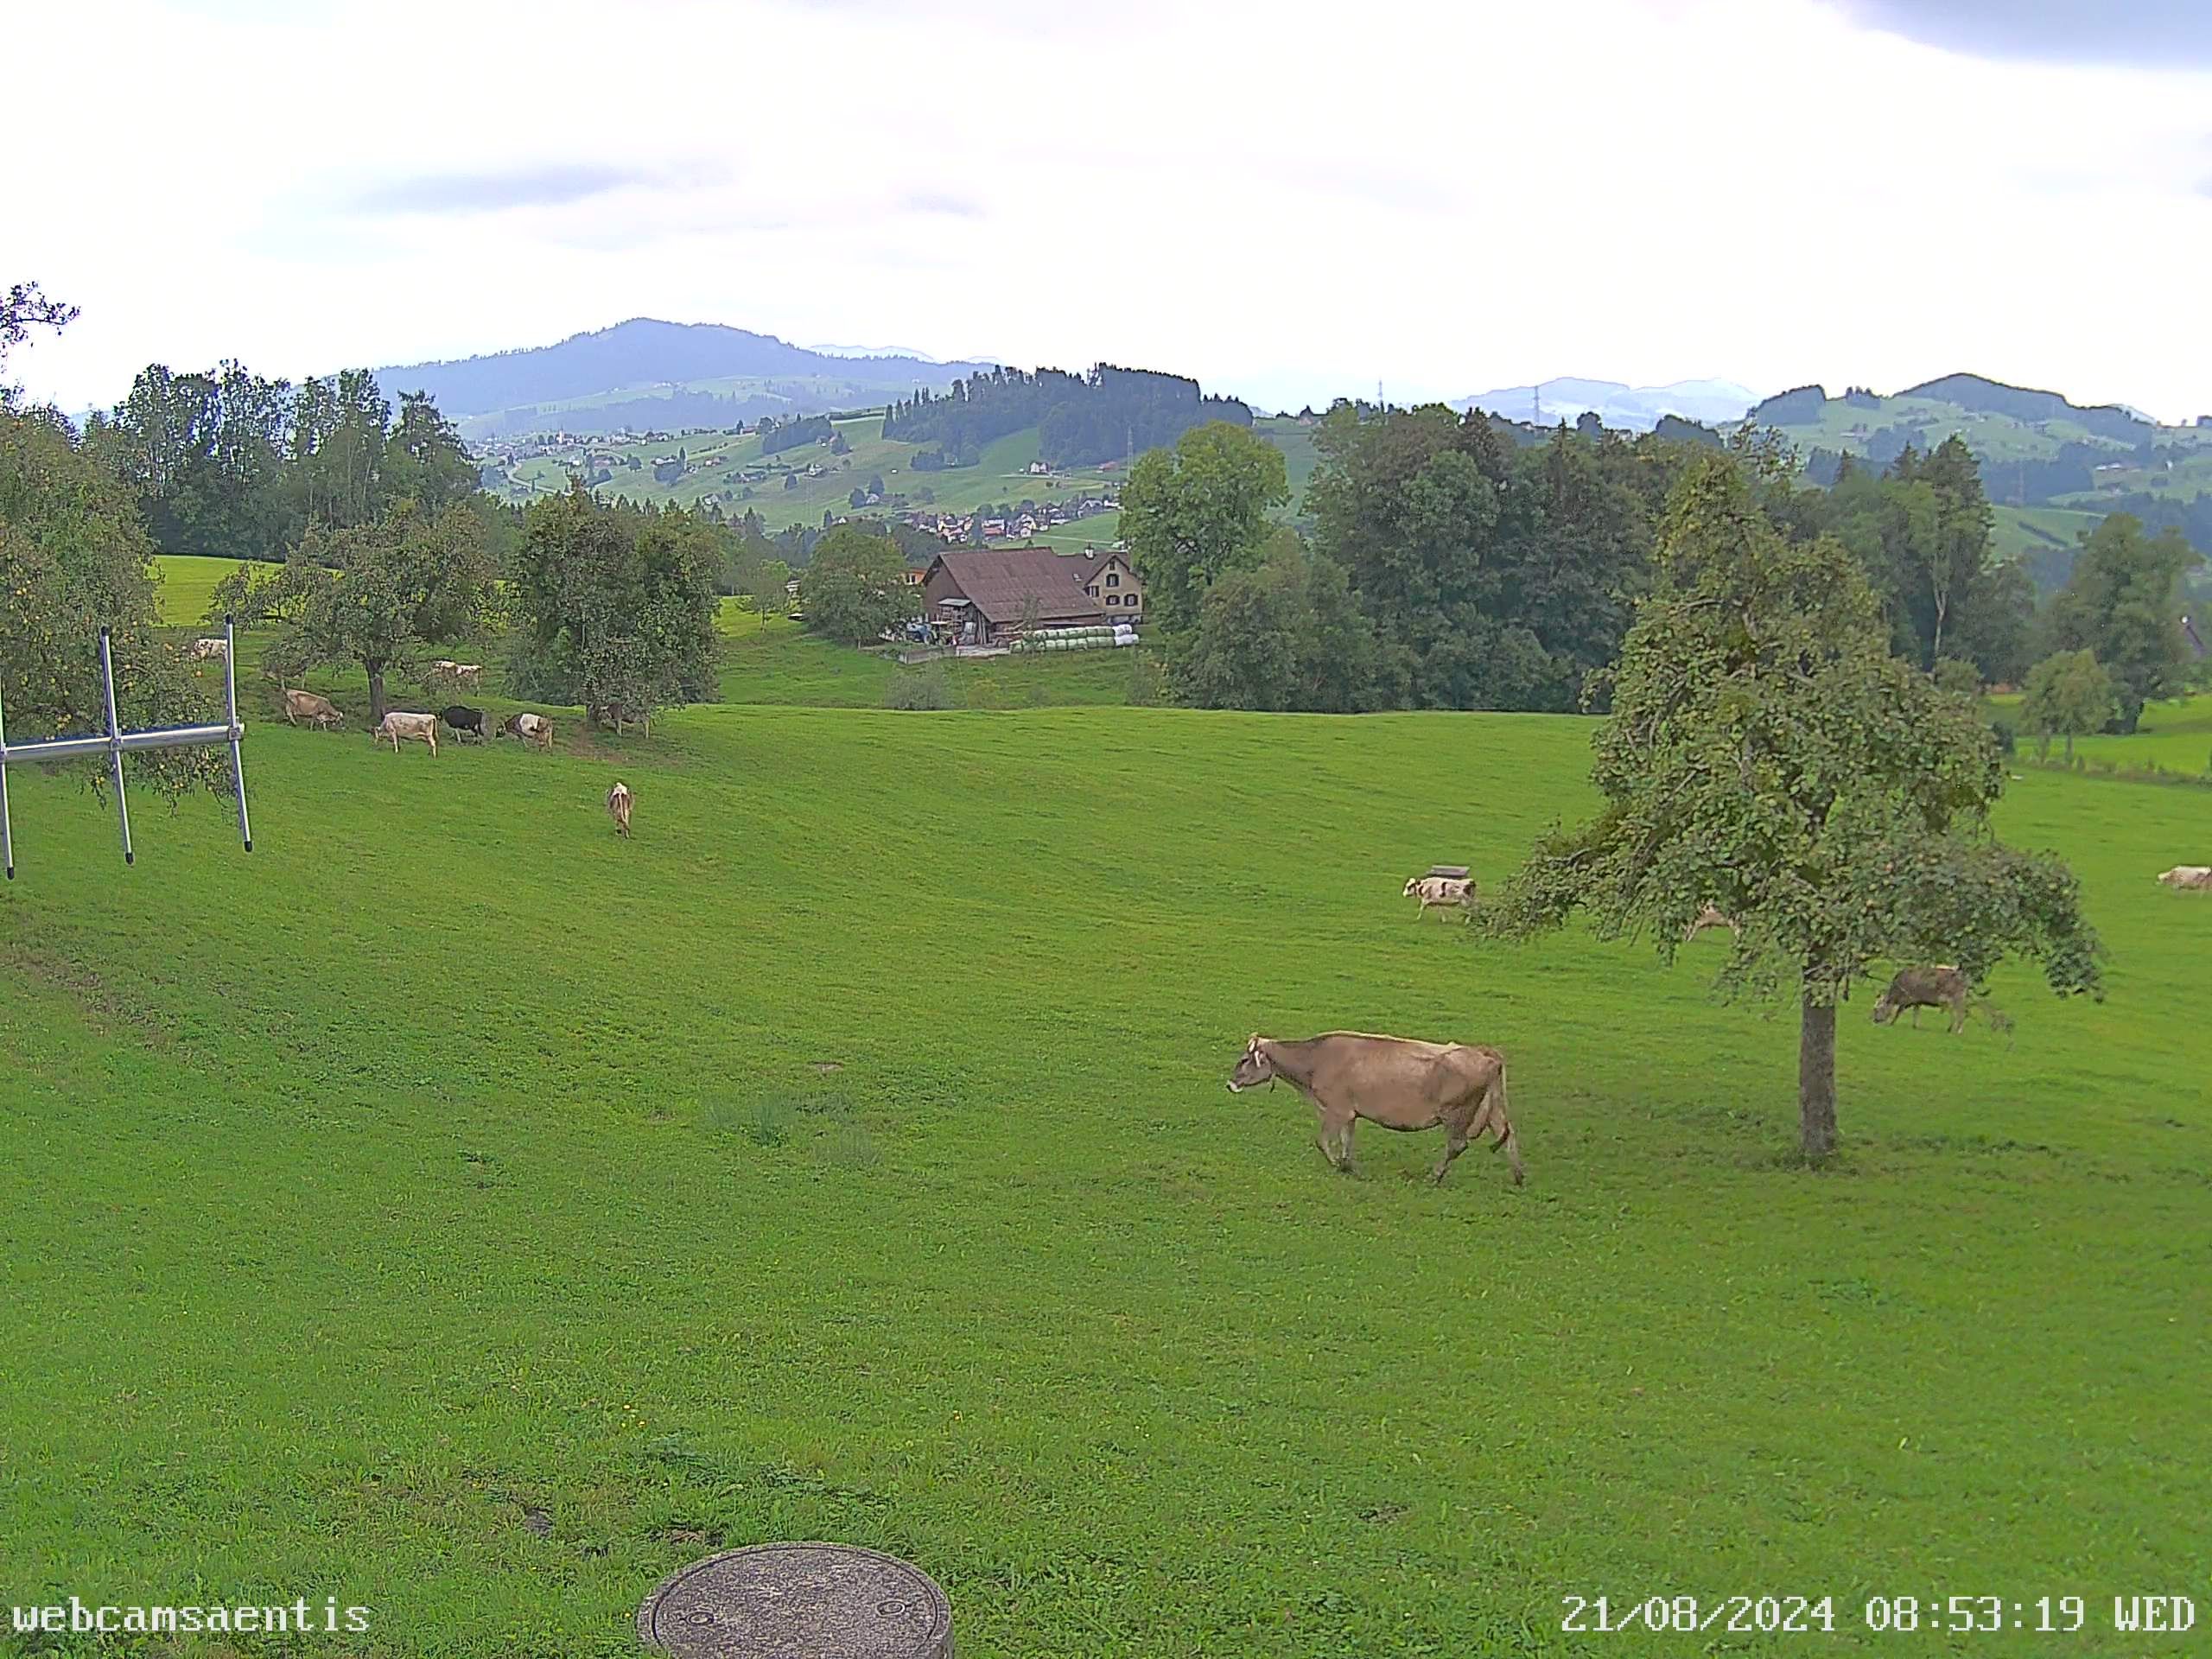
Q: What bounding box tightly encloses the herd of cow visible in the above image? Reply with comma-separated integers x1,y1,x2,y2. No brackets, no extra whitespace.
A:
277,689,554,755
1251,855,2209,1189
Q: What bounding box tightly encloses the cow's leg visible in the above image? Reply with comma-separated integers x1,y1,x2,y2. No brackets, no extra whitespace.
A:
1950,997,1967,1034
1910,1005,1922,1028
1314,1101,1355,1171
1429,1111,1472,1184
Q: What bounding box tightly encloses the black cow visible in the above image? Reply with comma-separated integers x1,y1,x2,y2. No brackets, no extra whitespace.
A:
439,705,488,742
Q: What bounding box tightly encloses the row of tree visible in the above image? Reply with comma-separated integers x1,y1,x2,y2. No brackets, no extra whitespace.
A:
1123,409,2201,721
82,363,480,563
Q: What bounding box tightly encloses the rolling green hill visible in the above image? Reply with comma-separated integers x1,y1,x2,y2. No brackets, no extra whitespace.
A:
484,418,1130,543
1759,377,2212,590
2,671,2205,1654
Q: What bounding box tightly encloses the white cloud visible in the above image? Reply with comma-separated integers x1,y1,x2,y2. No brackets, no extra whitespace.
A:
10,0,2212,420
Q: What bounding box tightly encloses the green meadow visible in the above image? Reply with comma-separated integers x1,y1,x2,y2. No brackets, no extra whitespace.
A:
2,614,2207,1657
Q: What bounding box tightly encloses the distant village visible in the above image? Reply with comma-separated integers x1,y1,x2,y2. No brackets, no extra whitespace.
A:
472,427,1120,545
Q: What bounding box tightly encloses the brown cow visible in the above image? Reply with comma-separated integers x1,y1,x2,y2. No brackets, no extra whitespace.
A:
1682,905,1739,944
1228,1031,1521,1185
1872,965,1969,1033
607,781,633,838
2155,865,2212,892
281,689,344,730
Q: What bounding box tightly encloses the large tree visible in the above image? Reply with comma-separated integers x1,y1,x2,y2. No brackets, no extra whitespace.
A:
1119,420,1288,634
507,485,721,729
212,500,499,723
798,523,918,646
1,405,225,798
1174,531,1382,713
2020,649,2115,761
1483,454,2101,1157
2041,512,2198,731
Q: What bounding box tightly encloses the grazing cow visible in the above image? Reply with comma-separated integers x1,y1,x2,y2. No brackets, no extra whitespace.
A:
1872,964,1969,1033
1228,1031,1522,1185
187,637,229,662
607,781,633,838
1402,874,1476,918
281,689,344,730
1683,905,1740,944
372,709,440,755
2156,865,2212,892
439,705,487,742
500,711,553,750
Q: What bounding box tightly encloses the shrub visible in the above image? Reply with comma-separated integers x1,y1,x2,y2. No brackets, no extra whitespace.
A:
883,667,954,710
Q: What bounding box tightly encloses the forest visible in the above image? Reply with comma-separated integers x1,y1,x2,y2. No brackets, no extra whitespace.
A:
881,365,1250,468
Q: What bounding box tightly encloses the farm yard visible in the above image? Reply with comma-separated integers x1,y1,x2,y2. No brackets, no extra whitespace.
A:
3,642,2208,1654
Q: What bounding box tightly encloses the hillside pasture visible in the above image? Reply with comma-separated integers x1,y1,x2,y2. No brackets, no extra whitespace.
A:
1,696,2206,1657
486,417,1127,541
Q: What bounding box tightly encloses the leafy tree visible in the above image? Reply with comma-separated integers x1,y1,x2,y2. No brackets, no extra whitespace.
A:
2042,513,2199,731
1,280,79,402
1120,421,1288,634
1,404,224,798
380,391,479,513
1483,454,2101,1157
1174,532,1382,713
213,500,499,724
748,558,792,620
798,524,918,645
2020,650,2115,761
1931,656,1981,698
506,484,721,728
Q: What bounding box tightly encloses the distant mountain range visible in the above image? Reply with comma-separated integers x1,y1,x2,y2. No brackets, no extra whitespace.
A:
375,319,996,440
1452,377,1761,432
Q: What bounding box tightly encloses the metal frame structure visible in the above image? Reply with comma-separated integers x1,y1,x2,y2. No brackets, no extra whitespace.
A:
0,615,251,879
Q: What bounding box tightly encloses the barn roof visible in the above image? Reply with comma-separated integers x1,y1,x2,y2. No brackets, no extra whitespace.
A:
926,547,1104,626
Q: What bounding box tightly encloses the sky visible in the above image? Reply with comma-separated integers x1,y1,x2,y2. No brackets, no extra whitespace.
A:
9,0,2212,420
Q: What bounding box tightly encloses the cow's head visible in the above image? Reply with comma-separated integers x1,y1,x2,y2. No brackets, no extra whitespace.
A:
1870,988,1899,1026
1402,878,1421,897
1227,1035,1276,1093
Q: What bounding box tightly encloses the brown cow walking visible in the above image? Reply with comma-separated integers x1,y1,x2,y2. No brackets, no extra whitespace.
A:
1228,1031,1522,1185
607,781,633,838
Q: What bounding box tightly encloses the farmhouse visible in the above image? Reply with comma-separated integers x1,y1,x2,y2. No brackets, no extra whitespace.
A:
922,545,1144,645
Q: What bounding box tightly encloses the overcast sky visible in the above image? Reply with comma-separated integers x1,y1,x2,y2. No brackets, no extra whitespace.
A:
11,0,2212,418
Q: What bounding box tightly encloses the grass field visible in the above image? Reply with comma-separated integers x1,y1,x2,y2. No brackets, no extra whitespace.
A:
152,554,260,627
2,657,2208,1655
715,616,1142,709
1993,691,2212,776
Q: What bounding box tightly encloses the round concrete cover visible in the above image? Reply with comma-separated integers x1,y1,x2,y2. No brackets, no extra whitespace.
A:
637,1541,953,1657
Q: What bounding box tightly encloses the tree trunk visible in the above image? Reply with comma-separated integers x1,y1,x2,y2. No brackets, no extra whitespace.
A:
366,663,387,725
1798,993,1837,1158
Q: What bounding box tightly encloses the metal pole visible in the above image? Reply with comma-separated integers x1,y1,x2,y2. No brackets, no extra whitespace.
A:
99,627,135,866
223,613,251,853
0,678,13,880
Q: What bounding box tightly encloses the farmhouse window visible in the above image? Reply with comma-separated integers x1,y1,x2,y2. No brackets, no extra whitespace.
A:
1105,573,1120,588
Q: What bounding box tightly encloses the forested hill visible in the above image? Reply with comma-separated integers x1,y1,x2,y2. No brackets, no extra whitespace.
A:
373,319,994,436
881,365,1251,469
1745,374,2212,588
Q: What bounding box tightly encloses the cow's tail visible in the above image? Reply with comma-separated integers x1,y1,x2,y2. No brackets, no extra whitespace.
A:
1487,1055,1524,1185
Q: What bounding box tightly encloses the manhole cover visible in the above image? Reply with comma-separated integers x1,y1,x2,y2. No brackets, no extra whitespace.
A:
637,1541,953,1657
